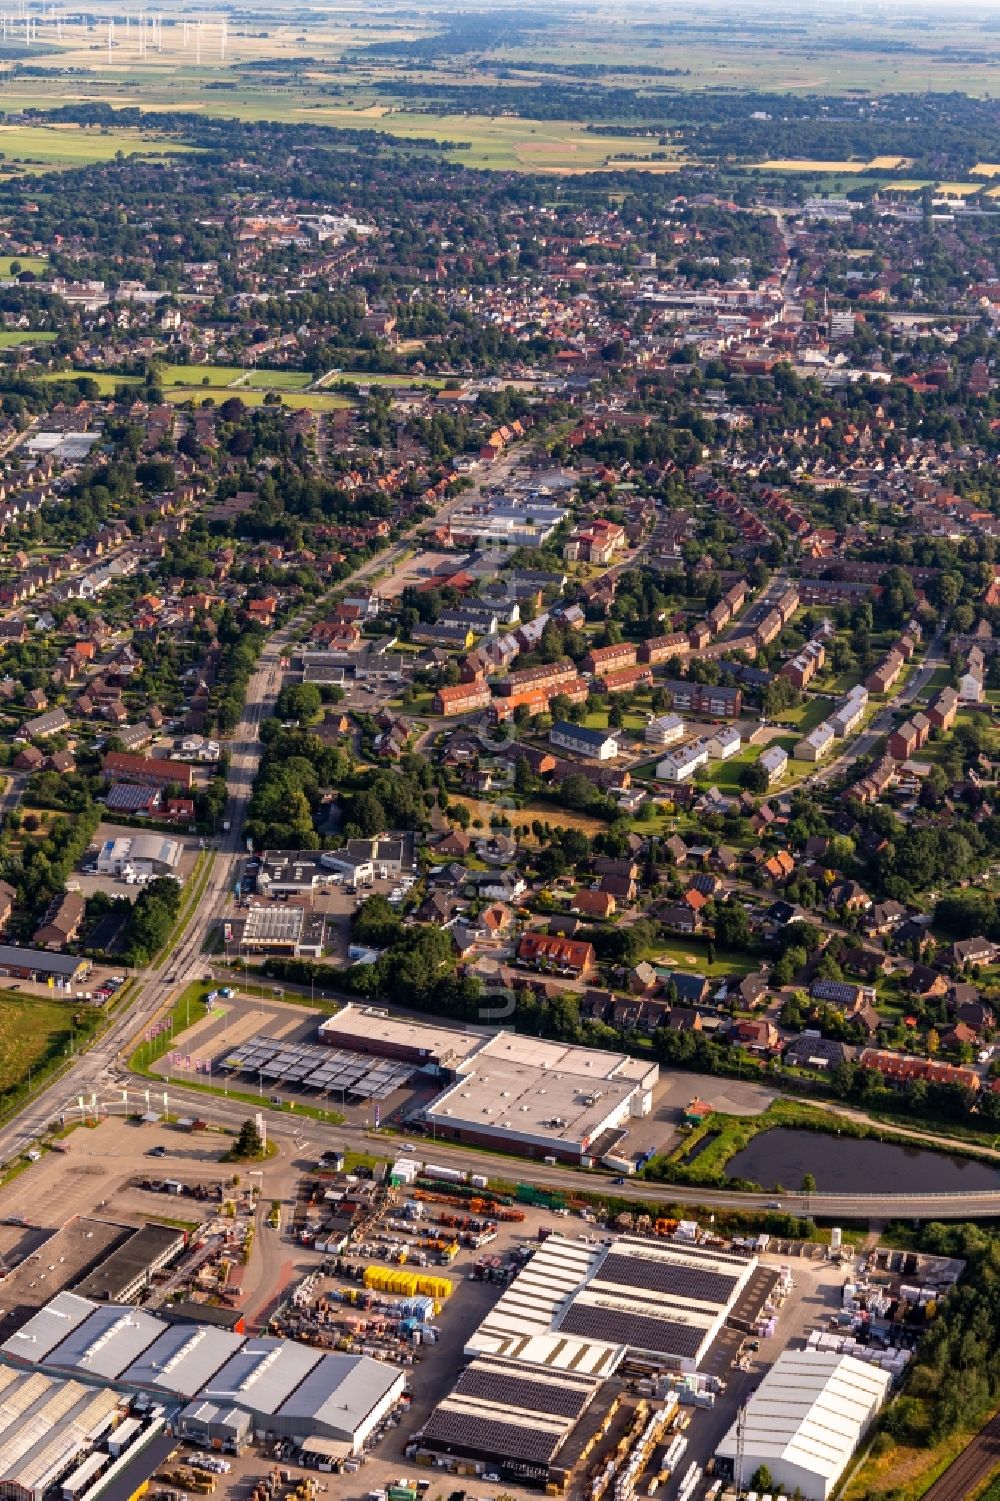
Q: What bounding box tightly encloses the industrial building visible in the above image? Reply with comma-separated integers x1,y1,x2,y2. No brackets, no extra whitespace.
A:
1,1293,405,1455
254,836,415,897
715,1349,891,1500
466,1234,760,1375
317,1007,658,1164
96,836,181,879
239,904,326,959
0,946,90,989
73,1225,186,1304
415,1354,619,1491
0,1367,129,1501
0,1219,128,1344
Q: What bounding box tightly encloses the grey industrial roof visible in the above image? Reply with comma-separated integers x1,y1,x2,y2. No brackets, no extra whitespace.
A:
43,1304,162,1379
1,1291,95,1361
199,1337,323,1414
74,1225,184,1302
0,945,86,976
177,1400,251,1437
122,1324,246,1397
275,1353,402,1440
3,1295,404,1443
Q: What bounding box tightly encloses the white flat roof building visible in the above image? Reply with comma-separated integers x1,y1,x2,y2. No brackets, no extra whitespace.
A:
715,1349,891,1500
319,1006,657,1163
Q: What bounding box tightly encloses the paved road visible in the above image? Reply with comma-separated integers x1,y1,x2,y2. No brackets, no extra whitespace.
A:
805,626,947,791
76,1077,1000,1222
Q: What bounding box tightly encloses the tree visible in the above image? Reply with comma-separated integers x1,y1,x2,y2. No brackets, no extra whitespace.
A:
714,903,750,950
801,1172,816,1193
233,1118,264,1159
750,1467,773,1493
741,760,769,793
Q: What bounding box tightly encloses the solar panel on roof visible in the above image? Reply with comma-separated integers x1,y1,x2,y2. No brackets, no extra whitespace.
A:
558,1304,705,1359
421,1411,563,1465
456,1367,591,1420
594,1253,738,1305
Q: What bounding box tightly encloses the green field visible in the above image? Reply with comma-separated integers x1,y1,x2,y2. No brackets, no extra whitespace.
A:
160,363,246,387
333,371,447,390
0,330,56,346
39,370,142,393
163,387,352,411
0,123,193,170
0,994,90,1101
245,370,312,390
0,257,48,277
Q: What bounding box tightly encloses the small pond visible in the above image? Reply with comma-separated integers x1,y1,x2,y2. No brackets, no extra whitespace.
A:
727,1127,1000,1194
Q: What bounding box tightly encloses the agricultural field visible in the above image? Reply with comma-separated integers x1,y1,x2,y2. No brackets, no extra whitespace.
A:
0,122,193,171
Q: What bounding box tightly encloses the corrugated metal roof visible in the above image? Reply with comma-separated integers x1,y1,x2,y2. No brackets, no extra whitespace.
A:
44,1306,162,1380
717,1350,891,1482
123,1325,245,1398
199,1338,323,1415
275,1354,402,1440
1,1292,96,1362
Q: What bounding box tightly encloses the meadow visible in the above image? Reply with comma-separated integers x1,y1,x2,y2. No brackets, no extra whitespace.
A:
0,122,193,171
0,994,86,1101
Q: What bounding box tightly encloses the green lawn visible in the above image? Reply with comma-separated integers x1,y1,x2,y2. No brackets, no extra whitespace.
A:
653,939,756,979
39,370,142,393
772,694,834,733
163,387,352,411
0,329,55,345
245,370,312,390
0,993,95,1102
0,256,48,276
160,363,245,387
0,124,193,169
333,371,447,389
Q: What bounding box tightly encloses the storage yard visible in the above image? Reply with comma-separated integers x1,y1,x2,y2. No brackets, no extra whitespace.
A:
0,1114,969,1501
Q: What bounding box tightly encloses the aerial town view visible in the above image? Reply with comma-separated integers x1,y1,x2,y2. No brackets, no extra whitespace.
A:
2,3,1000,1501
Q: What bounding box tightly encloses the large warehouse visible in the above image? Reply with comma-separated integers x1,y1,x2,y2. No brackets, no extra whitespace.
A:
318,1006,659,1163
416,1354,620,1491
466,1233,760,1375
0,1366,133,1501
1,1292,405,1455
715,1349,892,1500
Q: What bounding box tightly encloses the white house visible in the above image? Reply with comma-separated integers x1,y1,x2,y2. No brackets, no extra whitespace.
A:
645,713,684,748
549,721,619,761
707,726,741,761
760,745,788,786
657,741,709,784
794,721,835,761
